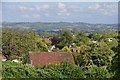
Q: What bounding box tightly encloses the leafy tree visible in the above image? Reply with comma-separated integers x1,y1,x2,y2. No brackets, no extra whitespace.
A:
74,32,90,46
72,27,78,36
2,28,48,60
74,42,115,69
89,32,102,41
105,38,118,49
56,29,73,49
38,32,56,38
89,31,118,42
51,35,60,45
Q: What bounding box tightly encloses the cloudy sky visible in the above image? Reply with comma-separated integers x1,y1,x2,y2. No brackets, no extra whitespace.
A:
2,2,118,24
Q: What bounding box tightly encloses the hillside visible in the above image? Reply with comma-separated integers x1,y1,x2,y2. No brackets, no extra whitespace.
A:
2,22,118,33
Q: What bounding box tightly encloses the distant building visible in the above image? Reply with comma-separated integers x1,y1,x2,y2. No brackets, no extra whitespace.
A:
91,40,97,43
72,48,81,53
48,45,55,52
12,57,23,63
27,52,74,66
108,38,113,42
68,44,81,53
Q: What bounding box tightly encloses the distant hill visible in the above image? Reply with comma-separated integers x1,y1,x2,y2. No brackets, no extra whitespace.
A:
2,22,118,33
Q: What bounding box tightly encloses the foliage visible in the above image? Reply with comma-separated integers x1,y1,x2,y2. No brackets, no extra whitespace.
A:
73,42,115,68
72,52,80,65
2,61,114,79
2,61,38,78
84,66,114,79
39,32,56,38
61,46,71,52
72,27,79,36
89,31,118,41
111,31,120,79
2,61,85,78
2,28,48,60
36,61,85,78
56,29,73,49
74,32,90,46
2,27,118,79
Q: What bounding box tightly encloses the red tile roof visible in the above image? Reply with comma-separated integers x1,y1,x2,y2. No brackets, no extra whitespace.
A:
28,52,74,66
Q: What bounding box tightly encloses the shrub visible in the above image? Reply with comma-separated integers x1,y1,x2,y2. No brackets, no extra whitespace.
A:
84,65,114,79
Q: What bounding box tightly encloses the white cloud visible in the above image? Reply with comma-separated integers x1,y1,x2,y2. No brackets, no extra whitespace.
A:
57,12,71,16
58,2,66,10
69,5,83,12
21,14,41,18
21,14,29,17
58,2,67,13
66,13,71,16
87,3,118,16
42,4,49,10
19,6,28,11
57,2,70,16
88,4,100,10
18,6,35,11
44,13,50,17
60,8,67,13
18,4,49,11
35,5,41,10
29,7,35,11
32,14,41,17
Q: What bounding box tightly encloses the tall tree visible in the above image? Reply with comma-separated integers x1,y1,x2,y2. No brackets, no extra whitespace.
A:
2,28,48,60
56,29,73,49
74,32,90,46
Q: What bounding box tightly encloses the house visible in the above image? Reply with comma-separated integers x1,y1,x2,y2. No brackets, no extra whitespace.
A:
48,45,55,52
0,53,23,62
108,38,113,42
12,57,23,63
72,48,81,53
27,51,74,66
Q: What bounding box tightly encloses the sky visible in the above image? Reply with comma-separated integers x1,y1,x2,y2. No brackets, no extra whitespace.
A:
2,2,118,24
1,0,120,2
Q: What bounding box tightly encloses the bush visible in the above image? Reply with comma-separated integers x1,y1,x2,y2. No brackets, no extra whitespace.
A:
36,61,85,78
2,60,114,79
84,65,114,79
2,61,85,78
2,61,38,78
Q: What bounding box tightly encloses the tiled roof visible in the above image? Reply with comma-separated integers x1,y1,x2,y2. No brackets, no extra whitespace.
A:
28,52,74,66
